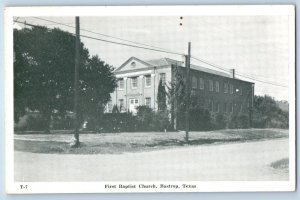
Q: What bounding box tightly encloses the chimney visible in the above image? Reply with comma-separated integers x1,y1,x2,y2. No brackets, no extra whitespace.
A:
231,69,235,79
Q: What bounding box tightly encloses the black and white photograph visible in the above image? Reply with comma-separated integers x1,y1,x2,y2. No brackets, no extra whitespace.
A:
4,5,295,193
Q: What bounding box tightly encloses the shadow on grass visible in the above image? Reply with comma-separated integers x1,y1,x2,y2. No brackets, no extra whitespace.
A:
146,138,244,147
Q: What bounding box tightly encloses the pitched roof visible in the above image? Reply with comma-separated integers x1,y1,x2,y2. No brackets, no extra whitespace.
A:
146,57,232,78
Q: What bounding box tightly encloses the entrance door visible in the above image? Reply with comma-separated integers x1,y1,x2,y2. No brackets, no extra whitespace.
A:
129,98,139,114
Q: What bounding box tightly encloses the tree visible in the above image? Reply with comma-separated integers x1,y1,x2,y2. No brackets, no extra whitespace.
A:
252,95,289,128
167,65,186,130
157,79,167,111
78,55,117,128
14,26,117,132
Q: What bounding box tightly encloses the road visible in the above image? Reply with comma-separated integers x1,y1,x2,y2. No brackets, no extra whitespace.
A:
15,138,289,182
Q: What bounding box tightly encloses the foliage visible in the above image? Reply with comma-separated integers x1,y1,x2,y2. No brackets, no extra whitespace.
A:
228,113,250,129
52,115,74,130
211,113,227,130
86,113,137,132
167,65,186,129
136,106,171,131
112,104,120,113
14,26,117,131
157,79,167,111
252,95,289,128
14,114,49,131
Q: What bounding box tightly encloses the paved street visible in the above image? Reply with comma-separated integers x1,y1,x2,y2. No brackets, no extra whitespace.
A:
15,138,289,182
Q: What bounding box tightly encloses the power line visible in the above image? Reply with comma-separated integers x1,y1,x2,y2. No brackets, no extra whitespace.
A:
14,20,184,56
235,73,288,88
191,55,288,88
13,20,289,88
191,56,230,73
32,17,184,56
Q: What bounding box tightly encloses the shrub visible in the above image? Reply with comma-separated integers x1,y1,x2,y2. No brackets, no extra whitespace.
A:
52,115,74,130
86,112,138,132
20,114,49,131
228,113,249,129
136,106,171,131
211,113,227,130
184,107,212,131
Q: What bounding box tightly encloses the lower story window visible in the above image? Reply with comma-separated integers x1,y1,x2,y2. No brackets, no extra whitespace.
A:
145,97,151,107
119,99,125,112
214,102,219,113
230,103,233,113
107,101,113,113
209,100,213,112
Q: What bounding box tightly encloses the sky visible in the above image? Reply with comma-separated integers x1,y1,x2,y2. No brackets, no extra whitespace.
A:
15,15,291,101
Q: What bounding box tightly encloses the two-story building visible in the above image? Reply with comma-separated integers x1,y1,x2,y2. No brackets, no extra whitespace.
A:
108,57,254,116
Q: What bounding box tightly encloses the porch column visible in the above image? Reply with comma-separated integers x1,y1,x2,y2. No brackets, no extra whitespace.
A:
139,75,144,105
124,77,128,111
151,74,156,110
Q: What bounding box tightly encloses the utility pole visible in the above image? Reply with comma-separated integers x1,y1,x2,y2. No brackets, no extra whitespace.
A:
73,16,80,147
185,42,191,142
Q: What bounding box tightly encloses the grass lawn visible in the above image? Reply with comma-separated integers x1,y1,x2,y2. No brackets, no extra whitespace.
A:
14,128,288,154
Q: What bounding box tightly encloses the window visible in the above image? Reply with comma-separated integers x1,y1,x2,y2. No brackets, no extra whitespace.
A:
224,83,228,93
145,75,151,87
240,86,243,95
199,78,204,89
224,102,227,112
145,97,151,107
214,102,219,113
119,99,125,112
160,73,166,86
215,81,219,92
131,77,138,89
209,100,213,112
131,61,136,67
229,84,233,94
192,76,197,89
107,101,113,113
209,80,214,91
118,78,124,90
240,104,243,112
230,103,233,113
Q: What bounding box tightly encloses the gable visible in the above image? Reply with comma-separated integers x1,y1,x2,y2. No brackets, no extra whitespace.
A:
114,57,154,73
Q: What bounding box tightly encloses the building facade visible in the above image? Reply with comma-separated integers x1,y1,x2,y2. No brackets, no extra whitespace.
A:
108,57,254,116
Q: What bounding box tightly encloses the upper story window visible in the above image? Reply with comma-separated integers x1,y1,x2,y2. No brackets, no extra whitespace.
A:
160,73,166,86
145,75,151,87
239,86,243,95
192,76,197,89
199,78,204,90
118,78,124,90
131,77,138,89
229,84,234,94
224,83,228,93
215,81,220,93
209,80,214,91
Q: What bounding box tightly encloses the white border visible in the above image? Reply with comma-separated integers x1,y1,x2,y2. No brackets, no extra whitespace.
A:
5,5,296,194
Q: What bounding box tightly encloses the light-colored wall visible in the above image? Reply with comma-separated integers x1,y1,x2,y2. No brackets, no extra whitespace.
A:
109,66,172,112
